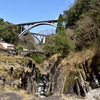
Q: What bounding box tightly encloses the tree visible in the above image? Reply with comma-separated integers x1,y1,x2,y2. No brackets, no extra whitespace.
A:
0,18,19,45
56,14,65,34
43,34,71,56
63,0,90,28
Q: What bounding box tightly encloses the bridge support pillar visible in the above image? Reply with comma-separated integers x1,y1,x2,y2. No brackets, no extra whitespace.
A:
43,36,46,44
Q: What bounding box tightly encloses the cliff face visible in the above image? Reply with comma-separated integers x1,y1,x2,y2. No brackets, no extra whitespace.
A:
41,47,100,96
0,47,100,99
0,54,40,95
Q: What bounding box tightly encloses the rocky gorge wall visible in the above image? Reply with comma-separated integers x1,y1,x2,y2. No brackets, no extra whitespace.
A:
0,55,41,95
0,47,100,99
41,47,100,97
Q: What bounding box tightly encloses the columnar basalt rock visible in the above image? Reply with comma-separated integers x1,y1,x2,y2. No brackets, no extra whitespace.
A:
0,57,41,95
0,48,100,99
40,49,100,97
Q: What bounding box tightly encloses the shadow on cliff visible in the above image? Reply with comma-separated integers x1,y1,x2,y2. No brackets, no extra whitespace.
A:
89,45,100,88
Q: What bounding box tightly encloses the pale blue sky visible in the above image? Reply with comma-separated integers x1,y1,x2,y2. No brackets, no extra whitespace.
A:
0,0,74,34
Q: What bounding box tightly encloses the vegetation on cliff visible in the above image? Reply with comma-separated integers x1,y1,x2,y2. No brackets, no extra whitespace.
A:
0,0,99,66
0,18,18,45
43,0,100,56
63,0,100,50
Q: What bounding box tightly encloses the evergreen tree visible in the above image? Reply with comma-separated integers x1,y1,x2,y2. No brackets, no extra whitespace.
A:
56,14,65,34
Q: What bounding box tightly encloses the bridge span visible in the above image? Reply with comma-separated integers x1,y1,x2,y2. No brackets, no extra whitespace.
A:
15,19,58,44
15,19,58,26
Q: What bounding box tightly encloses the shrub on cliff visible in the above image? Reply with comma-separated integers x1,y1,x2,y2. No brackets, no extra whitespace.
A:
29,53,43,64
43,33,71,56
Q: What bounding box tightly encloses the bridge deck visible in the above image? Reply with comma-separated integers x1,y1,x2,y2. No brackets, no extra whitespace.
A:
15,19,58,26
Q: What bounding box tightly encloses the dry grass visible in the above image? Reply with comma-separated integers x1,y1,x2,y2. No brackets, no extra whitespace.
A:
40,47,96,82
65,47,96,65
59,47,96,76
0,53,36,99
0,56,16,63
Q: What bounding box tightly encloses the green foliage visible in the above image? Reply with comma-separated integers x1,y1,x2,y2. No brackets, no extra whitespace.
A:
44,0,100,53
63,0,90,27
89,10,100,27
56,14,65,34
29,53,43,64
90,11,99,17
0,18,19,45
55,34,71,55
16,45,25,55
62,0,100,51
16,45,25,50
43,35,58,55
44,34,71,56
36,77,43,83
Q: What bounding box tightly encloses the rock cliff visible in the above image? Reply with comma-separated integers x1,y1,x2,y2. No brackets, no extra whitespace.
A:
0,47,100,99
40,47,100,97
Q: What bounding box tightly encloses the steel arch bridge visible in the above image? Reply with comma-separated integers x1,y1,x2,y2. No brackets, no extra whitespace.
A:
15,19,58,44
18,22,57,37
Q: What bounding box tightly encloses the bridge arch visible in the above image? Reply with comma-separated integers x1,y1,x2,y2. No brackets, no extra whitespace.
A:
19,22,57,37
32,35,42,44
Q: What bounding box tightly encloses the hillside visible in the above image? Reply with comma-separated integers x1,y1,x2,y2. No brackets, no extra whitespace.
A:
43,0,100,55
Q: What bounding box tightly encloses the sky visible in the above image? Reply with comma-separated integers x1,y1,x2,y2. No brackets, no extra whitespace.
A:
0,0,74,34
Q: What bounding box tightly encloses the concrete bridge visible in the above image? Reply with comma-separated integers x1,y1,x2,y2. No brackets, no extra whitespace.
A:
15,19,58,44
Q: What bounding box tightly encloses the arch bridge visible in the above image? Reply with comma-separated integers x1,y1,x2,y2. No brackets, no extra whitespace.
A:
15,19,58,44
